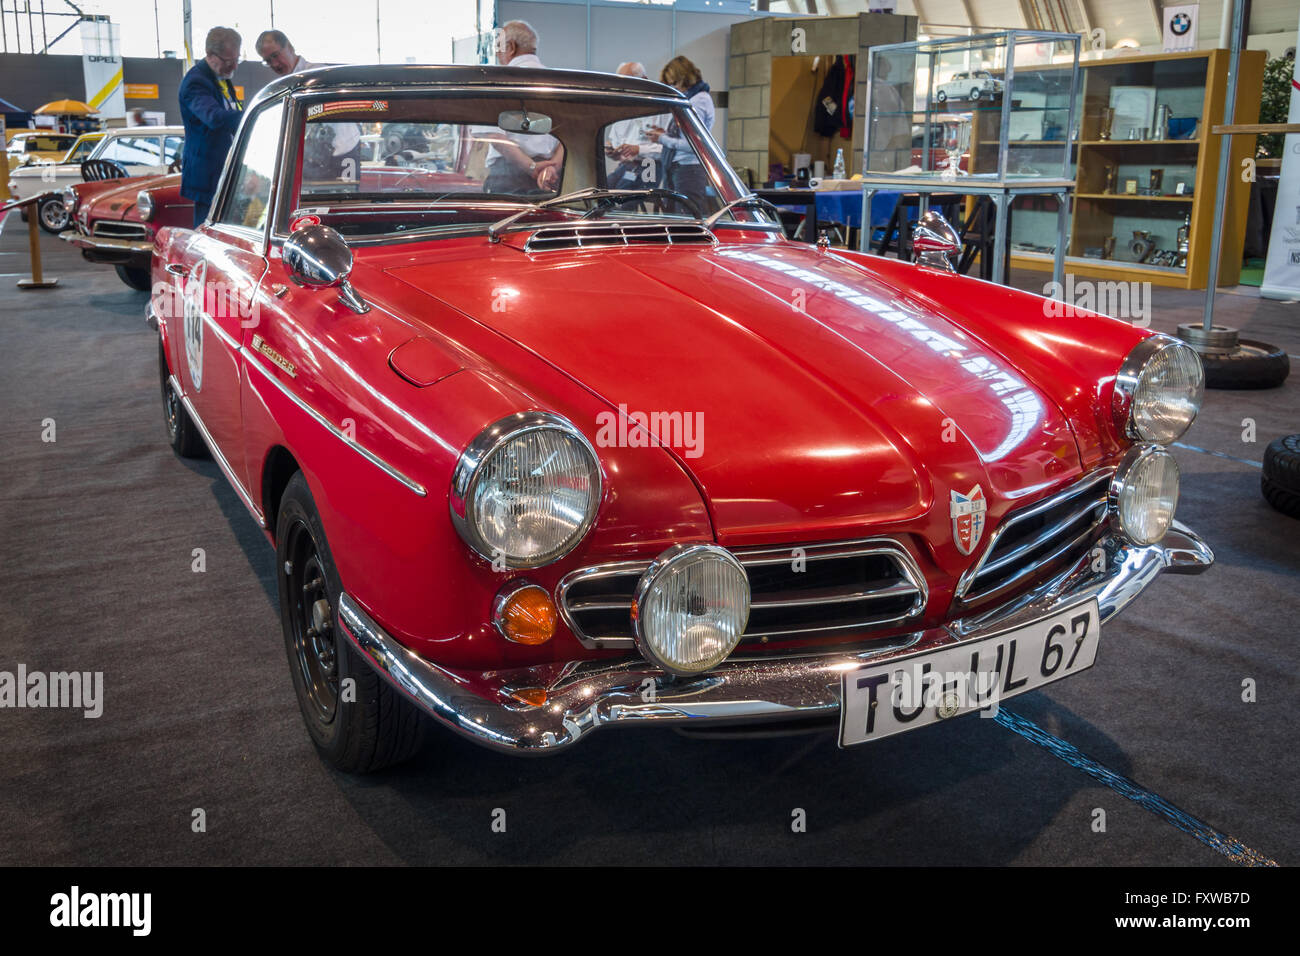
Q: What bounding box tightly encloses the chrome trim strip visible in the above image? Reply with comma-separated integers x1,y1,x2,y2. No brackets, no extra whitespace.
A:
339,522,1213,754
59,230,151,255
750,579,919,609
956,468,1115,601
203,312,241,353
976,491,1106,578
523,221,717,253
241,348,427,497
169,374,266,528
557,538,928,650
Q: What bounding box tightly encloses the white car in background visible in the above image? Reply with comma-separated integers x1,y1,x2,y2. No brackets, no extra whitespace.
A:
935,70,1004,103
8,125,184,233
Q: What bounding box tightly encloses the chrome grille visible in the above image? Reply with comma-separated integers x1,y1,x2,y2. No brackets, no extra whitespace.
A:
558,540,927,651
957,469,1114,605
524,221,715,253
92,220,148,240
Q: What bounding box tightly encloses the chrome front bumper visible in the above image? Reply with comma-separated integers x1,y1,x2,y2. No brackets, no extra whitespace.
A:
59,228,151,263
337,522,1212,755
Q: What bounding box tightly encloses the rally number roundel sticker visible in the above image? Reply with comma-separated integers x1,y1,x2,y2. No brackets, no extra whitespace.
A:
183,259,206,392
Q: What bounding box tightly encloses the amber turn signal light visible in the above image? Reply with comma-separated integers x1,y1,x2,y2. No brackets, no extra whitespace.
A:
493,582,558,645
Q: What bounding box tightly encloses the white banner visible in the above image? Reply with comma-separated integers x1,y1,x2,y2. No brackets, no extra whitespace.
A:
1163,4,1199,52
1260,21,1300,300
81,19,125,122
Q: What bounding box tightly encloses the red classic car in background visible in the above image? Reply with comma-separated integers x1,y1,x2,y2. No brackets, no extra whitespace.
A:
62,173,191,290
149,65,1212,773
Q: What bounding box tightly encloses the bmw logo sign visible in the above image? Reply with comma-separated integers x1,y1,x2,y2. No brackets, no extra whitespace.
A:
1171,12,1192,35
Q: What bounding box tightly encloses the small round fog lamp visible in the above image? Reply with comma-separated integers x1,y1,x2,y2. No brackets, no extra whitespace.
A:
632,544,750,676
1110,445,1180,545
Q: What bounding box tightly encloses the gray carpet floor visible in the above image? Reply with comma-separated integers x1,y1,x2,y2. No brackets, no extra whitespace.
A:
0,214,1296,865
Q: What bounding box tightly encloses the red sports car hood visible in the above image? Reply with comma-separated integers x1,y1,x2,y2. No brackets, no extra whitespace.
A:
384,239,1082,544
87,173,180,220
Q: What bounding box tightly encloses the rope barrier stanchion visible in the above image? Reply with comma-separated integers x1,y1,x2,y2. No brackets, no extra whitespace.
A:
1,193,61,290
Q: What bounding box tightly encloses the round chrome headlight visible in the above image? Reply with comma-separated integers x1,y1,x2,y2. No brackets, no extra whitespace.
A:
633,544,750,676
1110,445,1180,545
1113,335,1204,445
61,186,78,214
450,412,601,569
136,190,154,221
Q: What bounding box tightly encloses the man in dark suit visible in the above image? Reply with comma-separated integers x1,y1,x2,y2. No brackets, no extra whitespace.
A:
179,27,244,227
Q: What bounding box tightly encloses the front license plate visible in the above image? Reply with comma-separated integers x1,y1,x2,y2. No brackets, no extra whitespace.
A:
839,599,1100,746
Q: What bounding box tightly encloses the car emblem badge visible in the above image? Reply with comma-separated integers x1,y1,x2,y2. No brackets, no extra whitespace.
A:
252,334,297,378
950,484,986,556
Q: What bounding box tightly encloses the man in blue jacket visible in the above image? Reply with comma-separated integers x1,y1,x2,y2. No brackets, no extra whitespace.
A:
179,27,244,226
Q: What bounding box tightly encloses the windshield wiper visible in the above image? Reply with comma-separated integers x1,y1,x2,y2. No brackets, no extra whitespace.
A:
579,188,701,221
703,194,782,229
487,186,608,241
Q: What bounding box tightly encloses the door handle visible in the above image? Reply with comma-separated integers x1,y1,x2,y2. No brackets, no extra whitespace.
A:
165,263,189,277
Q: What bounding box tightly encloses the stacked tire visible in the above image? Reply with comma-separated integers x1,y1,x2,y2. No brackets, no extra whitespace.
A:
1262,435,1300,519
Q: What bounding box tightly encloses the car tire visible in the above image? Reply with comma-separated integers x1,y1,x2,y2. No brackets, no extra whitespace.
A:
936,90,947,103
1262,434,1300,519
115,264,152,291
158,341,207,458
1200,340,1290,389
971,87,983,101
37,198,68,233
276,471,425,773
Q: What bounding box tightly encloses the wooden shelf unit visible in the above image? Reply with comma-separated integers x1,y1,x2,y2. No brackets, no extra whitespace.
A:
1008,48,1264,289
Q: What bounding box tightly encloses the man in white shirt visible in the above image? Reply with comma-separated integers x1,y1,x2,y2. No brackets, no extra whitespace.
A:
480,20,563,193
260,30,360,179
255,30,315,76
604,62,668,190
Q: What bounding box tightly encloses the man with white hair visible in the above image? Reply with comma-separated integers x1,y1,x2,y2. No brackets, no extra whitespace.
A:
604,61,669,190
179,26,244,226
480,20,563,193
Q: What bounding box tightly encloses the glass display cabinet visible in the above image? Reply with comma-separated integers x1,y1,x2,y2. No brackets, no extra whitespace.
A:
864,30,1081,183
860,31,1081,288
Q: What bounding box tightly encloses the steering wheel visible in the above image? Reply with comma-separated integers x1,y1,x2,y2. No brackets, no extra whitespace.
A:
580,188,702,221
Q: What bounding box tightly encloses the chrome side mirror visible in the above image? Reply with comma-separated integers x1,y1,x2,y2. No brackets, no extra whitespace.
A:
911,210,961,273
283,224,370,314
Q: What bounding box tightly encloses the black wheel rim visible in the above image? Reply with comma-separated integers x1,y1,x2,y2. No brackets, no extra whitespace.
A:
286,520,339,724
163,381,180,440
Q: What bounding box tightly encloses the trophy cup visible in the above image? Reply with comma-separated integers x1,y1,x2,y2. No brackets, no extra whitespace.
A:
1175,214,1190,269
1098,108,1115,141
940,114,971,180
1104,163,1118,194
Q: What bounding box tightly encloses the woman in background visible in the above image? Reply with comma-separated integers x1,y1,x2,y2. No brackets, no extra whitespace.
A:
647,55,715,215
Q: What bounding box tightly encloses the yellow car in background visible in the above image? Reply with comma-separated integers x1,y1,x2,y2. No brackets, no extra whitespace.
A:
5,131,80,173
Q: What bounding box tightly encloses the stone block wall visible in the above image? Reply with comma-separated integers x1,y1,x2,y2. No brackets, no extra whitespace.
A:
725,13,917,184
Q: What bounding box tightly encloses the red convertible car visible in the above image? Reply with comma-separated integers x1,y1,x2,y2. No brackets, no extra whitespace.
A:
149,65,1211,772
63,172,192,290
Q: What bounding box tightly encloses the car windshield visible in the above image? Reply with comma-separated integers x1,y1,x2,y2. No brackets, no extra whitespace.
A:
288,90,774,239
65,137,99,162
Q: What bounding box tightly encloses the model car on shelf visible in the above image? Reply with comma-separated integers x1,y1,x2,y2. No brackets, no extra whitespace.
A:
935,70,1004,103
9,125,184,233
149,64,1212,772
62,172,191,290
